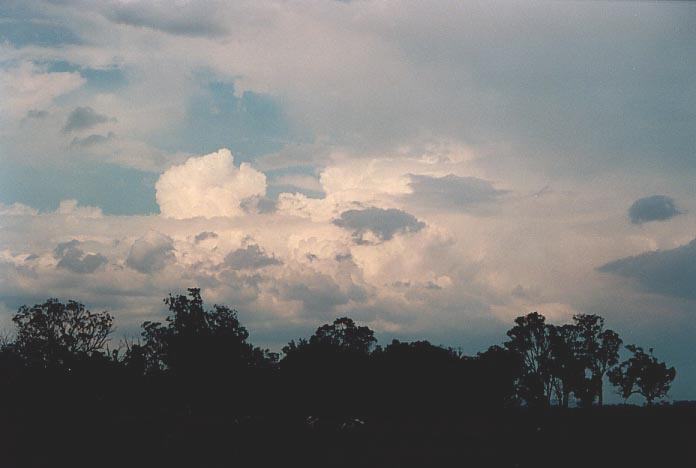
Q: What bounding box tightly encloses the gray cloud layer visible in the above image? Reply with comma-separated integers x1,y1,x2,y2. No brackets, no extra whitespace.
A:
598,238,696,300
126,232,176,273
63,107,112,133
334,207,425,243
102,2,228,37
224,244,282,270
628,195,682,225
406,174,506,210
54,240,107,274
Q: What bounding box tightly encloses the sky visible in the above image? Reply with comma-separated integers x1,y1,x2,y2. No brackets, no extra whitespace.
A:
1,0,695,401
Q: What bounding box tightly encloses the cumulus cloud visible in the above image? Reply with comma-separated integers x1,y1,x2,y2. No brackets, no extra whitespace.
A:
54,240,107,274
406,174,506,210
333,207,425,244
155,148,267,219
126,232,176,273
0,202,38,216
628,195,682,225
63,107,113,133
598,238,696,300
224,244,281,270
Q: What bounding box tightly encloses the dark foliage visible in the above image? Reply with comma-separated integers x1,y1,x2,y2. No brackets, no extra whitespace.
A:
0,290,686,468
608,345,676,405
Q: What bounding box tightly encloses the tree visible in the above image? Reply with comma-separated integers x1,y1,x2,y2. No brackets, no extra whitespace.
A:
130,288,275,376
310,317,377,354
281,317,377,414
476,345,522,407
12,299,113,368
504,312,554,407
608,345,676,405
548,324,584,408
573,314,622,406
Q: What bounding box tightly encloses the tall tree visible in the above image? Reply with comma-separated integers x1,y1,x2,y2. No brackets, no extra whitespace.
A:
608,345,676,405
573,314,622,405
504,312,554,407
12,299,113,368
548,324,584,408
131,288,275,376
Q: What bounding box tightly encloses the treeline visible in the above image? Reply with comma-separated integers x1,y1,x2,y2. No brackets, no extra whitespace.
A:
0,288,676,415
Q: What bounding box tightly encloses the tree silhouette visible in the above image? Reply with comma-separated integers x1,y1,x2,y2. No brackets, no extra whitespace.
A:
12,299,113,369
548,323,584,408
310,316,377,353
281,317,376,414
504,312,555,406
608,345,676,405
573,314,622,406
130,288,276,376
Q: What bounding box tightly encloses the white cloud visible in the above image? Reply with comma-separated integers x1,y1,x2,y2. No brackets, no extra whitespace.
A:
57,199,103,218
0,62,85,120
0,202,38,216
155,148,267,219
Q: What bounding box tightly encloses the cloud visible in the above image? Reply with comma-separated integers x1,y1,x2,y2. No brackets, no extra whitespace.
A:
0,202,38,216
155,148,267,219
277,269,363,318
126,232,176,274
333,207,425,244
102,1,229,37
25,110,48,120
194,231,218,243
63,107,112,133
0,62,85,119
70,132,115,147
406,174,507,210
224,244,281,270
598,238,696,300
54,240,107,274
628,195,682,225
56,199,103,218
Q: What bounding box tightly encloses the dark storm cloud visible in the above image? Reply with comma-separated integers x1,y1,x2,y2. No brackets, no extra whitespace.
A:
598,238,696,300
224,244,281,270
406,174,507,210
53,240,107,274
333,207,425,244
628,195,682,225
63,107,112,133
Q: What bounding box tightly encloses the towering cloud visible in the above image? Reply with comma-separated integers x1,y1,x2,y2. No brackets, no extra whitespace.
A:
155,149,267,219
